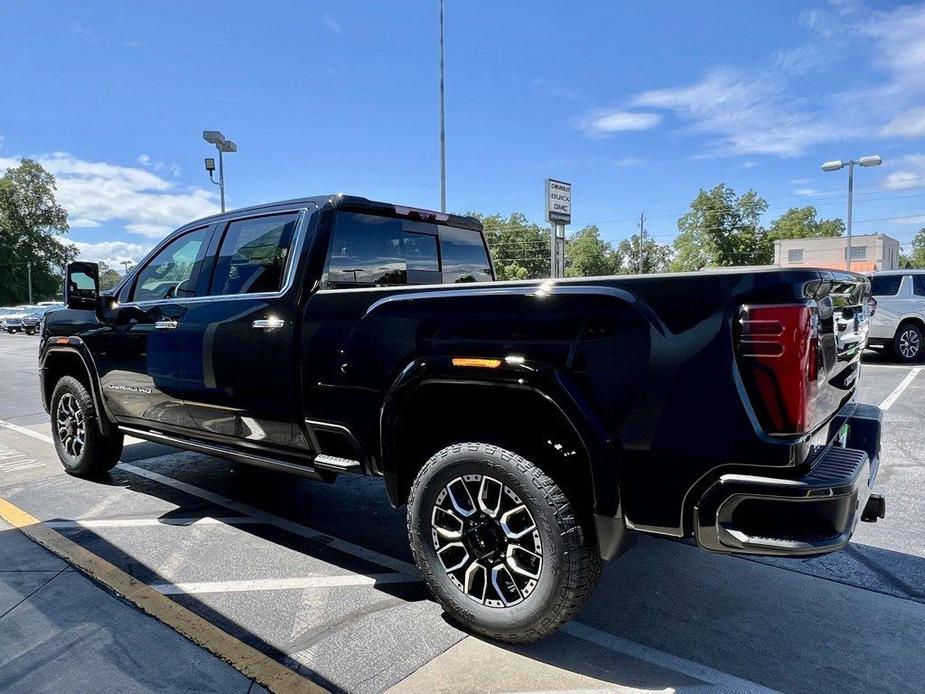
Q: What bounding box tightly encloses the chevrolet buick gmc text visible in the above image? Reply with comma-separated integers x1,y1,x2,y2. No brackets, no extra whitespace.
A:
41,195,886,641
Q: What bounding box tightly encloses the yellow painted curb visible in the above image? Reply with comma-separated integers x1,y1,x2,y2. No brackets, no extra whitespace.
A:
0,497,326,694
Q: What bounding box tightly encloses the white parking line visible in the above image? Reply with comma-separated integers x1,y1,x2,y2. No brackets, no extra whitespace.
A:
151,572,422,595
119,460,419,574
879,368,922,410
0,419,54,443
562,622,777,693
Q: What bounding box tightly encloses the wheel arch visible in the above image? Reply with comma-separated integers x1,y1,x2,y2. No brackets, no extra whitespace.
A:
380,358,631,558
41,344,114,435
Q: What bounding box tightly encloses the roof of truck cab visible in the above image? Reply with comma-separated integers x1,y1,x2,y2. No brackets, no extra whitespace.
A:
177,194,481,232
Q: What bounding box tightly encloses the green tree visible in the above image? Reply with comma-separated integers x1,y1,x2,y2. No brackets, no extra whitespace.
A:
468,212,550,280
768,206,844,241
0,159,77,304
671,184,771,271
565,225,623,277
902,227,925,269
98,261,123,291
617,234,672,274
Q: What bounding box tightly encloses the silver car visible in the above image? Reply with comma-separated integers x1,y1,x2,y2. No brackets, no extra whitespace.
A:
867,270,925,362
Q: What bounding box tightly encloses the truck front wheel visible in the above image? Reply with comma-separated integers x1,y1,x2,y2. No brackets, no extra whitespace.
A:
407,442,601,643
50,376,123,477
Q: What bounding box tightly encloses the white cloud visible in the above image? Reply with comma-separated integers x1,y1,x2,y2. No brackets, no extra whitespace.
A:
881,107,925,139
795,188,824,197
574,4,925,158
575,110,661,136
137,153,181,177
614,157,644,167
67,22,96,42
72,240,153,268
0,152,218,238
790,177,810,185
881,154,925,191
631,68,854,157
323,12,342,34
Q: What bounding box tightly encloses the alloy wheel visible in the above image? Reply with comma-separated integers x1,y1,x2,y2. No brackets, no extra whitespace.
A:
899,329,921,359
431,473,543,607
56,393,86,458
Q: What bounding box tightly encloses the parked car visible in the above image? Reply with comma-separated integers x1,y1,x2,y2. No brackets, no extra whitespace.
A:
1,306,37,334
867,270,925,362
40,195,886,642
22,305,62,335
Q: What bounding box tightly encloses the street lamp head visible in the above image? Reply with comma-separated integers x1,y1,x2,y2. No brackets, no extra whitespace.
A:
218,140,237,153
202,130,226,146
858,155,882,168
822,160,845,172
204,157,215,173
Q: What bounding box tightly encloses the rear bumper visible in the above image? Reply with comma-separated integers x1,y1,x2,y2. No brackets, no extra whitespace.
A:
694,403,884,557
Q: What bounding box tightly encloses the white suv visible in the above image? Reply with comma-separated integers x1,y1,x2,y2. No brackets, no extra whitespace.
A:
867,271,925,362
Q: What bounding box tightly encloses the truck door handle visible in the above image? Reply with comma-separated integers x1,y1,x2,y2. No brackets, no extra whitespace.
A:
252,318,286,330
154,320,178,330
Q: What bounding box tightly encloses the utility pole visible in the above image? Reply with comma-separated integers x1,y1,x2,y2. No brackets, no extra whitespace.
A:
637,212,646,275
27,262,33,304
438,0,447,212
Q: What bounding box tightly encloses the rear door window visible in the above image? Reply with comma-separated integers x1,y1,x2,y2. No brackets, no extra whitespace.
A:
323,213,441,288
439,226,492,283
870,275,903,297
210,213,300,295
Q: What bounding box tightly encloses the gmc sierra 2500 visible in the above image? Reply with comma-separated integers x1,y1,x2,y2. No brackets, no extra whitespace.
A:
43,195,885,642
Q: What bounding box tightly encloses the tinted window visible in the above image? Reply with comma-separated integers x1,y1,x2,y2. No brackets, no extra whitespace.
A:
132,228,209,302
870,274,903,297
913,274,925,297
210,213,299,295
323,213,441,288
440,226,492,283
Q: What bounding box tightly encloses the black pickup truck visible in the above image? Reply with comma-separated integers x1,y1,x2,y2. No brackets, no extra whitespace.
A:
43,195,885,642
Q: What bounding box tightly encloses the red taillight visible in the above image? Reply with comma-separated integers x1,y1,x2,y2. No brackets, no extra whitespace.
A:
737,304,820,434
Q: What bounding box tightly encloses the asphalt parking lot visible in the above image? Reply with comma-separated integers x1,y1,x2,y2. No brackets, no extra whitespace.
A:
2,330,924,693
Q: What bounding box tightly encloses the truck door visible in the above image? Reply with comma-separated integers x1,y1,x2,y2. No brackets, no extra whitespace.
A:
98,226,212,429
177,209,311,450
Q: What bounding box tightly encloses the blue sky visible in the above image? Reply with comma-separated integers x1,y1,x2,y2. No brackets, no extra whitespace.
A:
1,0,924,267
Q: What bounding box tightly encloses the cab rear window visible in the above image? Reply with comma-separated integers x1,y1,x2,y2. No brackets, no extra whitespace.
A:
322,212,491,288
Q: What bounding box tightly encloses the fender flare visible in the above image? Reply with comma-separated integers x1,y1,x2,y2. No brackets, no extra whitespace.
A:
41,340,115,435
379,356,622,518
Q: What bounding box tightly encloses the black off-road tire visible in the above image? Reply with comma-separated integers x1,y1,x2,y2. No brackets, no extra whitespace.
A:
407,442,602,643
50,376,123,477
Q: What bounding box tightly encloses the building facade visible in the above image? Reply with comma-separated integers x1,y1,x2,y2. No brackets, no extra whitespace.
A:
774,234,901,272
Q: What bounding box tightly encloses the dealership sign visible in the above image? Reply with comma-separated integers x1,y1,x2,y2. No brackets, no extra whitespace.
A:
545,179,571,225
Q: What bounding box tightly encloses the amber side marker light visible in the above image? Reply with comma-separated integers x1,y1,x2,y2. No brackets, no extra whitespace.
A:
54,337,70,345
452,357,502,368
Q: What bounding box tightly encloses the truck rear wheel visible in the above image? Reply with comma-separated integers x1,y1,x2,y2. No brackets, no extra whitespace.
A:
51,376,123,477
407,442,601,643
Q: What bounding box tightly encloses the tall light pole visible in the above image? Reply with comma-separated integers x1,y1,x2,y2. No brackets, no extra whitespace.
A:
821,155,882,271
203,130,237,213
438,0,446,213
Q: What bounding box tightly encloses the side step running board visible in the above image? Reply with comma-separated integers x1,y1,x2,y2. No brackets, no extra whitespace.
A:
313,454,362,472
118,426,335,482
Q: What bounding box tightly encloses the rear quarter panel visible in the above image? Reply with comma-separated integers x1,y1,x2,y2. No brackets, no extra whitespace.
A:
301,268,853,533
